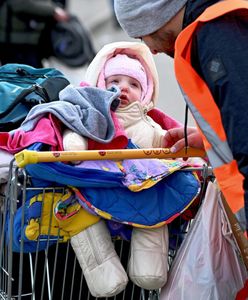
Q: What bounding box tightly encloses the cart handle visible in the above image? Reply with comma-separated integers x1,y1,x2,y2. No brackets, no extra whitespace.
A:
15,147,206,168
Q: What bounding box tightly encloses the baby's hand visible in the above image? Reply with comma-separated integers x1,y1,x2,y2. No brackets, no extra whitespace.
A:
63,129,88,164
63,129,88,151
53,7,69,22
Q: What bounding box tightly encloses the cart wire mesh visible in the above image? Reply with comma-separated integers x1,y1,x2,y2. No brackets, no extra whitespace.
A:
1,158,213,300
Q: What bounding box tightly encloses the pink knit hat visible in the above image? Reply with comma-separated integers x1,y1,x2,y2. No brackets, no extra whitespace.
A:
104,54,148,102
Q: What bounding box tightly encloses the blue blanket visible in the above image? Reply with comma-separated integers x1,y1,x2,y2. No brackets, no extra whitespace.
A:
76,170,200,227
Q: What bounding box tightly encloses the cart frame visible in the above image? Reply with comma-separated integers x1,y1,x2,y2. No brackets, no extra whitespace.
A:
2,148,244,300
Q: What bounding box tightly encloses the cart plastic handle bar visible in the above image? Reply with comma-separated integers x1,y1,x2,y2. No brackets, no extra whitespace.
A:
15,148,206,168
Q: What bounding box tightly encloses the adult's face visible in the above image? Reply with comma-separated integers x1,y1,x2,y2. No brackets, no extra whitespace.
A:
141,27,177,58
140,6,185,58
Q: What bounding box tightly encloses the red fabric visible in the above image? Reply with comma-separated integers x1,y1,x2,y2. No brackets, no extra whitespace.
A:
49,114,64,151
0,114,63,154
236,280,248,300
148,108,182,129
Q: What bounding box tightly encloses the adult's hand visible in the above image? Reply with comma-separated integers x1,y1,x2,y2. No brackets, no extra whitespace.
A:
164,127,204,152
54,7,69,22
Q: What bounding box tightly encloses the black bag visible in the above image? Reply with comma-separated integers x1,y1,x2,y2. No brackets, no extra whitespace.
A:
0,63,70,132
40,15,96,68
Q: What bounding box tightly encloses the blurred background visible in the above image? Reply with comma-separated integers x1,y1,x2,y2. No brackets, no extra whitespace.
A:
45,0,195,125
0,3,193,299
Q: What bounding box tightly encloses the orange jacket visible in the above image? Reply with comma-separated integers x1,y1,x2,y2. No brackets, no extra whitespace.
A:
174,0,248,214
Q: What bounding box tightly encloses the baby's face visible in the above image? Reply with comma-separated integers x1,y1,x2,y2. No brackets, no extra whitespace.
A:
106,75,142,107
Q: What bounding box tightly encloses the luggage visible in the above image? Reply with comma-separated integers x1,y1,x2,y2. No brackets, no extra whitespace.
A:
0,63,70,131
40,15,96,68
50,15,96,67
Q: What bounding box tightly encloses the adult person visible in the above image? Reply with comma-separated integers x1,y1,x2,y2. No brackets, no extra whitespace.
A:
114,0,248,232
0,0,68,67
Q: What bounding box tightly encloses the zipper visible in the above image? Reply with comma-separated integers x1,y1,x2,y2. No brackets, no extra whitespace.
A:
0,68,47,80
143,108,149,120
143,107,156,128
0,67,61,118
1,67,47,77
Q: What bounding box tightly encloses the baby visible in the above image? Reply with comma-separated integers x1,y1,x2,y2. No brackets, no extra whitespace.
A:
104,53,167,148
64,41,179,297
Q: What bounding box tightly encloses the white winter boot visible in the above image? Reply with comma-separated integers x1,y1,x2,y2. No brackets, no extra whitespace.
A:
70,220,128,297
128,225,169,290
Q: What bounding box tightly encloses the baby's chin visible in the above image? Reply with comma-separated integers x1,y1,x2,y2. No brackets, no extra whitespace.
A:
119,99,130,107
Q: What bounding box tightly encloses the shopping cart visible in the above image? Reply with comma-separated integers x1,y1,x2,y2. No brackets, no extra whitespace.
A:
0,147,233,300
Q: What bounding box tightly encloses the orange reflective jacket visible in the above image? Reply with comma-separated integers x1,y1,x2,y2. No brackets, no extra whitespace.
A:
175,0,248,214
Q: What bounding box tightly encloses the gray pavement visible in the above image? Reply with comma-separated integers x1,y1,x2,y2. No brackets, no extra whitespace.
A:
45,0,194,125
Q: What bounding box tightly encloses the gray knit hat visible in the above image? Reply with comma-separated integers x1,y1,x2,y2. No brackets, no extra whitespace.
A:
114,0,187,38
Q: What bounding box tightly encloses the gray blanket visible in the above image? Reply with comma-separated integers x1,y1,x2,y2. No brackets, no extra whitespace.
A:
20,85,120,143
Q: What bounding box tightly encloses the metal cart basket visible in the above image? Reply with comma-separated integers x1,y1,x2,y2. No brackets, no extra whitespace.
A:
1,148,243,300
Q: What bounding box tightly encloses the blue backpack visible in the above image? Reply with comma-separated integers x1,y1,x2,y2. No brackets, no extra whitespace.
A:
0,63,70,132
